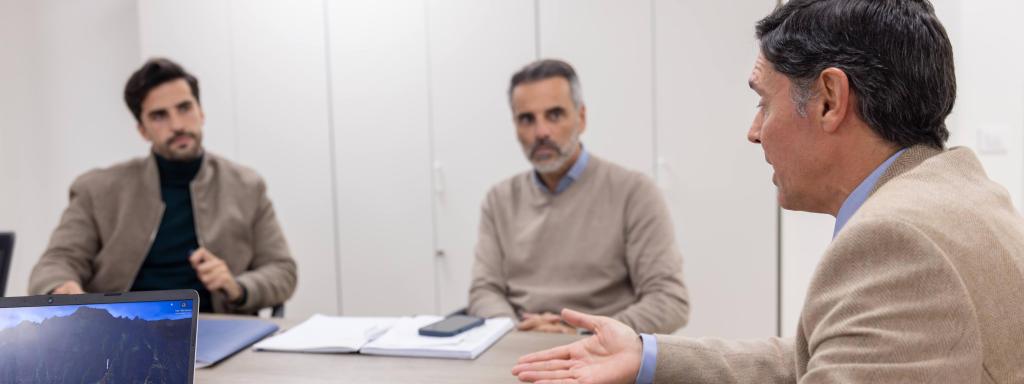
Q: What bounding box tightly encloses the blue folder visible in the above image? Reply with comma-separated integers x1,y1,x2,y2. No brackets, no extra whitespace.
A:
196,318,280,368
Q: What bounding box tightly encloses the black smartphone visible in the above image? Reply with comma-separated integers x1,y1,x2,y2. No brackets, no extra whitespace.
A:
418,315,485,337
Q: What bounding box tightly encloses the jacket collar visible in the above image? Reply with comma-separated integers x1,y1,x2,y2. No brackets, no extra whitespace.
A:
868,144,943,197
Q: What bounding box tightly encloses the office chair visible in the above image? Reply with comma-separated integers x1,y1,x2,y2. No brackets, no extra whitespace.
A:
0,232,14,297
270,303,284,318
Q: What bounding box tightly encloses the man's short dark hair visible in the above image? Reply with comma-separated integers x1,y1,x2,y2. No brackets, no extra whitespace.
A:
124,58,200,123
756,0,955,149
508,59,584,108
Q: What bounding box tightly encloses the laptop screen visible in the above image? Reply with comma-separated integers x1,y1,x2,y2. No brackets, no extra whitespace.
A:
0,298,195,383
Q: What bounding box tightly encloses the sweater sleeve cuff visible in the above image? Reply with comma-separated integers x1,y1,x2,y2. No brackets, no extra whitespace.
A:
636,333,658,384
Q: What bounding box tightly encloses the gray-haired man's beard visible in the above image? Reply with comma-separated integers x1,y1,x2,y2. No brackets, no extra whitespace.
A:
525,130,580,174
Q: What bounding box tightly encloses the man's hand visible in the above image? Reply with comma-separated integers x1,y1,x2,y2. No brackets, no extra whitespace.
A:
52,280,84,295
189,248,243,302
512,309,643,384
518,312,578,334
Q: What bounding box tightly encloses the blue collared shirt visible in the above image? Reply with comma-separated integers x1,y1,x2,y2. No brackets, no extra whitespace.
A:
635,334,658,384
635,149,907,384
833,148,906,238
532,146,589,194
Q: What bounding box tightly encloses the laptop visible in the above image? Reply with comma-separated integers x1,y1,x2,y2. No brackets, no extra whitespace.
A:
0,289,199,383
0,232,12,296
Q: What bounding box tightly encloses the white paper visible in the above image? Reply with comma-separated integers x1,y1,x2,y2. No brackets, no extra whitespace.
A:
253,314,398,353
360,315,514,360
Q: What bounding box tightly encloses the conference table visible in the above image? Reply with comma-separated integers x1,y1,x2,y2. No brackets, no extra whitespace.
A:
196,314,582,383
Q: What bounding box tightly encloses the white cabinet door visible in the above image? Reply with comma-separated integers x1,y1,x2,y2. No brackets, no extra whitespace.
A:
779,211,831,336
655,0,779,338
229,0,337,319
1,0,141,298
427,0,538,314
538,0,655,176
327,0,437,315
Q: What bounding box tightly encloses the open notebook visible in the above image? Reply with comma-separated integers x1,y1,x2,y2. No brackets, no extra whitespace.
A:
253,314,513,360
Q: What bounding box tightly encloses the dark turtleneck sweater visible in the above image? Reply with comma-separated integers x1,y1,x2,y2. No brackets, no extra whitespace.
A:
131,153,213,312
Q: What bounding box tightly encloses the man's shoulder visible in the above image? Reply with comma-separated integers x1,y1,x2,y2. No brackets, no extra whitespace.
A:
840,146,1022,257
70,156,150,192
205,152,266,190
484,170,534,203
585,155,658,196
858,147,1000,224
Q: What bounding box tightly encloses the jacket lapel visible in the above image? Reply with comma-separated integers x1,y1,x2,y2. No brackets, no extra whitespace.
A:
113,155,165,291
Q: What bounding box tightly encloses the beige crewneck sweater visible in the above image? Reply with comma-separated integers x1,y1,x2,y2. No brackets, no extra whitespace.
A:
468,154,690,334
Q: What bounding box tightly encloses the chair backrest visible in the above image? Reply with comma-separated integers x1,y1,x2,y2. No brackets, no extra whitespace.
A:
0,232,14,297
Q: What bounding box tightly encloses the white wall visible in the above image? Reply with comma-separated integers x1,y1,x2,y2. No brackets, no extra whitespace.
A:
656,0,780,339
426,0,538,315
0,0,142,298
327,0,436,316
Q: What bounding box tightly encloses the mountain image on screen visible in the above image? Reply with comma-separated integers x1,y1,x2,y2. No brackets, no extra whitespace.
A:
0,306,191,384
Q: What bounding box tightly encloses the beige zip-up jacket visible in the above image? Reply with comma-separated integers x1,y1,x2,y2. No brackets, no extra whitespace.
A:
29,153,297,314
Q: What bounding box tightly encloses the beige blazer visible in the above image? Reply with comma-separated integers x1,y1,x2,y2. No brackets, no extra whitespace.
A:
29,153,297,314
653,146,1024,383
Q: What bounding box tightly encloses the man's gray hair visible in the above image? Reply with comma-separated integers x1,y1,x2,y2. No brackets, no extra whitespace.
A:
508,59,584,109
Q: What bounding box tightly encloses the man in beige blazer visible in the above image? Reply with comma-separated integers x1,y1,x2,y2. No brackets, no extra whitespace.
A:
512,0,1024,383
29,58,297,314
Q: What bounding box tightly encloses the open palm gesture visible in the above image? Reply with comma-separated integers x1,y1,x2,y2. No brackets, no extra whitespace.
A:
512,309,643,384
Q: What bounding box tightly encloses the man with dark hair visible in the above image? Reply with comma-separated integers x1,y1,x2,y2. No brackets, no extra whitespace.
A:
467,59,690,334
512,1,1024,383
29,58,297,314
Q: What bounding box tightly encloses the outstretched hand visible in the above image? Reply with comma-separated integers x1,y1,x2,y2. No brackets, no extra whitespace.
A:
512,309,643,384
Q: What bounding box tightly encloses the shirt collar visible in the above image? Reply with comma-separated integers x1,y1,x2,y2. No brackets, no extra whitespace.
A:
532,145,589,195
833,148,906,238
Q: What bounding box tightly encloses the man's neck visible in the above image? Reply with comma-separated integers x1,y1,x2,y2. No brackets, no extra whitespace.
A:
822,140,900,216
538,145,582,192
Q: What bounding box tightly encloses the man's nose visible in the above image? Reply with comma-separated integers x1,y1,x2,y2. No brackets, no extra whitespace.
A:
535,120,553,140
169,112,185,133
747,119,761,144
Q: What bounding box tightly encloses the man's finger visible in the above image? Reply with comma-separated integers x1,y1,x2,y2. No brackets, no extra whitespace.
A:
518,316,542,331
194,260,222,275
517,369,575,382
188,248,206,266
534,379,577,384
511,359,575,375
560,309,599,331
534,323,569,334
540,313,561,322
517,343,574,364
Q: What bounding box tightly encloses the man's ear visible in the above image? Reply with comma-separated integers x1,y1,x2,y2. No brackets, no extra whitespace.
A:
577,104,587,135
818,68,851,134
136,122,151,143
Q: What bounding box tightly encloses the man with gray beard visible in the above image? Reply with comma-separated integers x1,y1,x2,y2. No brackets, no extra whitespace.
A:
467,59,690,335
